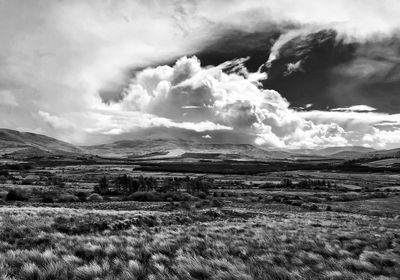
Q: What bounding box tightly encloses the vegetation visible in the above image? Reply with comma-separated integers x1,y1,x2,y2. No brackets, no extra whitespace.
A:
0,160,399,279
94,175,211,201
0,206,399,279
6,189,28,201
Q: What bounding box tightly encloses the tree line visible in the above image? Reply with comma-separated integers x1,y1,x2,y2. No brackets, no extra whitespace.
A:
94,175,212,196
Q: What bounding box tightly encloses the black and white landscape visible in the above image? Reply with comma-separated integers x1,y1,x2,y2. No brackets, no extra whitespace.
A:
1,1,400,279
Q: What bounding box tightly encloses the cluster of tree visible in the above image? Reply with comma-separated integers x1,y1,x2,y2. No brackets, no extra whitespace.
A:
261,178,337,189
0,163,32,171
295,179,337,189
94,175,212,196
95,175,158,195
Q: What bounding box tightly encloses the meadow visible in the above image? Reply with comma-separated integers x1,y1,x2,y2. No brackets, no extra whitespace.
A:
0,163,400,279
1,200,400,279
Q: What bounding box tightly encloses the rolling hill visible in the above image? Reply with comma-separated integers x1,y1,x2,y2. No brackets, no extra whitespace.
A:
0,128,84,158
82,138,292,160
1,129,398,163
289,146,376,159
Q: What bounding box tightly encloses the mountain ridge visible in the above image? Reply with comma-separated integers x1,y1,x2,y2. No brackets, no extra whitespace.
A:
0,128,398,162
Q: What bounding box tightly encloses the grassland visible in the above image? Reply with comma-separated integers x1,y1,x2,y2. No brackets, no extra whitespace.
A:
1,204,400,280
1,161,400,279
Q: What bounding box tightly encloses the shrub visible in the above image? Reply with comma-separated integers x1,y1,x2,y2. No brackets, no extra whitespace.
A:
58,194,79,203
211,199,223,207
127,191,161,202
87,193,103,202
75,191,87,202
6,189,28,201
181,201,192,210
291,200,303,207
371,192,387,199
41,194,55,203
164,191,183,201
197,192,207,199
309,204,319,211
181,192,197,201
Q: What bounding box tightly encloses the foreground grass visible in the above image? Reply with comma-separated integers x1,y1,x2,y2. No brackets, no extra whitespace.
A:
0,206,399,280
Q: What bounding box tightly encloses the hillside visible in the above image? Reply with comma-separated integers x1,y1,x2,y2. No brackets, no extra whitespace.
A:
1,129,398,163
82,138,291,160
0,128,84,157
290,146,376,158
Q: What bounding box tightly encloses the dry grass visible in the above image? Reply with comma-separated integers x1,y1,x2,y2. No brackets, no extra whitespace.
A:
0,205,399,280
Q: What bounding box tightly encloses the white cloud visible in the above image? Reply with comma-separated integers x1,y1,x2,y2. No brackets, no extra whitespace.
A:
102,55,400,149
331,105,377,112
110,56,354,149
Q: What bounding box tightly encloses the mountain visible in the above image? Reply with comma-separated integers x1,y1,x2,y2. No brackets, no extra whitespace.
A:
363,148,400,158
289,146,376,158
82,138,291,160
0,128,84,158
1,129,396,162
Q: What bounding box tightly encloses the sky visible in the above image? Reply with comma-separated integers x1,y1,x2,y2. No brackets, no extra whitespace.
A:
1,0,400,149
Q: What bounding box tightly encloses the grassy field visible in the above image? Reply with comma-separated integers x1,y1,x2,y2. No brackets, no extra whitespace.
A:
1,162,400,280
0,202,400,280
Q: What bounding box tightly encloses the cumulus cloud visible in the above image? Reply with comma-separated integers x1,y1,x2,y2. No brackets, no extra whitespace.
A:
104,56,355,148
98,55,400,149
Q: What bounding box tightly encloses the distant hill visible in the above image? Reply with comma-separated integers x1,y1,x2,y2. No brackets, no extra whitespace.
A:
362,148,400,159
82,138,291,160
290,146,376,158
1,129,398,163
0,128,83,158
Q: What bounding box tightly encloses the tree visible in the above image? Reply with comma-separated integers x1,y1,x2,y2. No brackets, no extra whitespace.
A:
95,176,109,195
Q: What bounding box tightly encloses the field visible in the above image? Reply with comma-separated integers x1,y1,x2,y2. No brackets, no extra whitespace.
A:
1,161,400,279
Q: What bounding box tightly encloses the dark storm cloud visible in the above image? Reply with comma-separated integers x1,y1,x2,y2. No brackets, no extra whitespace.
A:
255,28,400,113
262,29,357,110
327,36,400,113
189,25,400,114
193,24,293,73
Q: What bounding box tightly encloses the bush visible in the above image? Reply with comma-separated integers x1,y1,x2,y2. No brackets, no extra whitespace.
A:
41,193,55,203
87,193,103,202
6,189,28,201
180,192,197,201
164,191,183,201
75,191,87,202
371,192,388,199
211,199,223,207
291,200,303,207
309,204,319,211
58,194,79,203
127,191,161,202
197,192,207,199
181,201,192,210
